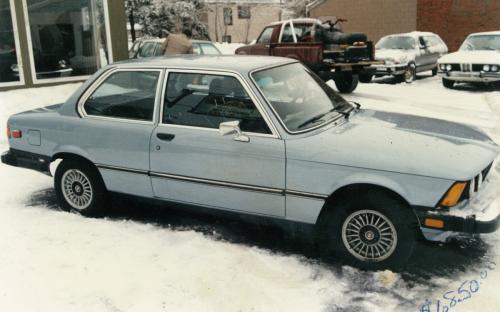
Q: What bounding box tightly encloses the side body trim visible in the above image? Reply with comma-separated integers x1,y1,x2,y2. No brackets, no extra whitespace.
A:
95,163,327,200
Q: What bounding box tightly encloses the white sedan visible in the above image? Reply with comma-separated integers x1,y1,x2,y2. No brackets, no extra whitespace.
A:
438,31,500,88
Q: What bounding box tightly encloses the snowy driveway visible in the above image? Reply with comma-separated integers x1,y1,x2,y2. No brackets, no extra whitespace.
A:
0,76,499,312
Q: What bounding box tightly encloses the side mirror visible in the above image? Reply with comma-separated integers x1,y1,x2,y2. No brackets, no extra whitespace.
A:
419,44,427,50
219,120,250,143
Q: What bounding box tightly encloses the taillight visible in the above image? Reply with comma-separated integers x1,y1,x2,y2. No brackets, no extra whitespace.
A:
11,129,22,139
6,126,11,139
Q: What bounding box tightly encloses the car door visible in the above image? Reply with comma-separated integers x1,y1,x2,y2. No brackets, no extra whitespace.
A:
149,70,286,217
77,68,163,197
250,26,275,55
416,36,434,68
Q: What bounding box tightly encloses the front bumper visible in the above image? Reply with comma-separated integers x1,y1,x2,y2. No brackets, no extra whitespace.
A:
372,63,407,76
415,170,500,241
1,149,51,174
441,70,500,82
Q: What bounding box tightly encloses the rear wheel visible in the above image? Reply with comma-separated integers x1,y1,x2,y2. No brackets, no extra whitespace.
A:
318,190,418,269
334,73,359,93
442,78,455,89
54,159,107,216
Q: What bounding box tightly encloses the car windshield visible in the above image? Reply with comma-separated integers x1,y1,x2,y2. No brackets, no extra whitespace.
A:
252,63,351,132
459,35,500,51
376,36,416,50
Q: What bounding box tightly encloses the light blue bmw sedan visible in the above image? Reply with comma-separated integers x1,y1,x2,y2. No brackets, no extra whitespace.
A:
2,55,499,269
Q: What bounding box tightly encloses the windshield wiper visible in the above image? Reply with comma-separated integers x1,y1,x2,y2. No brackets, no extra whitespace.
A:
297,108,336,129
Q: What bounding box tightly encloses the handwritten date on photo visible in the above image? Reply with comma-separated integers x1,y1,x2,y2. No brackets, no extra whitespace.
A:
419,260,496,312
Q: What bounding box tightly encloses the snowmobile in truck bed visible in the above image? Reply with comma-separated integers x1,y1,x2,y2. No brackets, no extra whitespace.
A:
236,18,381,93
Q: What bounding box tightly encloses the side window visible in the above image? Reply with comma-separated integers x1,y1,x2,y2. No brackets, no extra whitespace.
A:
138,42,156,58
84,70,160,121
192,43,202,55
294,24,315,42
281,24,294,43
200,43,221,55
154,43,163,56
129,41,141,58
257,27,274,44
163,72,271,134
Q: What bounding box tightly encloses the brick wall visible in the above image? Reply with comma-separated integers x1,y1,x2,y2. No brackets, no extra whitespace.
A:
309,0,418,44
417,0,500,51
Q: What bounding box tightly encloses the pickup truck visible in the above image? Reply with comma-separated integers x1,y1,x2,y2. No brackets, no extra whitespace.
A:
236,18,380,93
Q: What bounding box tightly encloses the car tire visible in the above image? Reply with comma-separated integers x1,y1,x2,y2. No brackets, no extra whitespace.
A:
401,63,416,83
442,78,455,89
432,67,438,76
54,159,107,217
317,189,418,270
359,74,373,83
334,73,359,93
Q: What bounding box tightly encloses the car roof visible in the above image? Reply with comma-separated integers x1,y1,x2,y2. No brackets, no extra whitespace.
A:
269,18,320,26
114,55,296,74
135,38,217,44
468,31,500,37
381,31,438,39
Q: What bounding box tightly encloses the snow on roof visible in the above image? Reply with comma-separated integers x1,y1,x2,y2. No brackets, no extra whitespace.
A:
381,31,439,39
269,18,320,26
468,31,500,36
204,0,281,4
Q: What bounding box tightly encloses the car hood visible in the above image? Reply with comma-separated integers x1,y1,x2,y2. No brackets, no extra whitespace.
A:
375,49,415,62
287,109,499,181
438,50,500,64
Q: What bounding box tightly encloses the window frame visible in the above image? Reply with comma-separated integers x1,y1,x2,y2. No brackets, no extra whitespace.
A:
237,5,251,19
158,69,280,139
0,0,25,88
223,7,233,26
21,0,114,85
77,67,165,125
257,27,275,45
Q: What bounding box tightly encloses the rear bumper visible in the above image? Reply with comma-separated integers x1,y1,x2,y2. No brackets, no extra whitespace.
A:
1,149,51,174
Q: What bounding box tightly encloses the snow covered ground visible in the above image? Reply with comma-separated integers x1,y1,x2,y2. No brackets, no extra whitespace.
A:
0,74,499,312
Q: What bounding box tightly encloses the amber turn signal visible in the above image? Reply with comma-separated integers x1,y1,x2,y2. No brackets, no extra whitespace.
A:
440,182,467,207
424,218,444,229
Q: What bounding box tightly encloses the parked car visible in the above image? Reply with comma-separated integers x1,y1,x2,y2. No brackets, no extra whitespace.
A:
235,18,380,93
371,32,448,83
438,31,500,89
129,38,222,58
2,56,499,269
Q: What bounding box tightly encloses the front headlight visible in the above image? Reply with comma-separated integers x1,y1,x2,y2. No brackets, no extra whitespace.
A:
439,64,446,71
445,64,452,71
483,64,490,72
490,65,499,72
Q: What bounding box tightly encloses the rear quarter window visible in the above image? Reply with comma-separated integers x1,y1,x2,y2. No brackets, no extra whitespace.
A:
83,70,161,121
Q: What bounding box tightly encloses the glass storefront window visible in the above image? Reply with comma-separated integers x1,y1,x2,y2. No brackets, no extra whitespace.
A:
0,0,22,84
25,0,110,82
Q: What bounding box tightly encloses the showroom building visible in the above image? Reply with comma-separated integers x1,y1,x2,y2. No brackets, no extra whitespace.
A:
0,0,128,91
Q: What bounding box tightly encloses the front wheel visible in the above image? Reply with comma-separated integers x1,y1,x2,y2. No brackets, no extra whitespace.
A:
54,159,107,216
334,73,359,93
318,190,418,269
432,67,438,76
397,63,416,83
